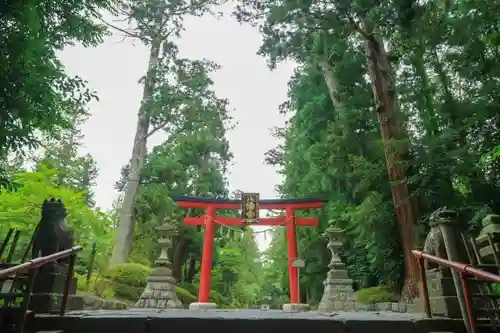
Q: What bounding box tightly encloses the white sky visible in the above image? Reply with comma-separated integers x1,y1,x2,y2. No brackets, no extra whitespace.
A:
57,5,296,250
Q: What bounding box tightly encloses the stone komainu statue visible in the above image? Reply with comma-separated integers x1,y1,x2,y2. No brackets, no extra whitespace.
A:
422,207,459,270
31,198,74,261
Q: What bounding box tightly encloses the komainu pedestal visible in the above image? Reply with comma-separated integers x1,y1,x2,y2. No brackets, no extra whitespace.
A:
30,263,83,313
318,226,356,312
135,222,182,309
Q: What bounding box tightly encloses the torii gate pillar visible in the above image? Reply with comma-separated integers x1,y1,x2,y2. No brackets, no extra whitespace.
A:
285,206,299,304
199,206,215,304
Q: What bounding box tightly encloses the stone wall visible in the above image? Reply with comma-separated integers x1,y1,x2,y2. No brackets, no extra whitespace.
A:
82,294,128,310
317,300,411,313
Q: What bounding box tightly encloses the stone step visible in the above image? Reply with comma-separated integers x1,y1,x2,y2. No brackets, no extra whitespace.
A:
475,307,500,316
474,293,500,299
30,309,468,333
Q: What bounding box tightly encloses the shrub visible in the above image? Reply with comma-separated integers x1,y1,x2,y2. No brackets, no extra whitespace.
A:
93,276,116,299
355,285,393,304
75,272,115,298
106,263,152,302
75,273,88,291
107,263,152,286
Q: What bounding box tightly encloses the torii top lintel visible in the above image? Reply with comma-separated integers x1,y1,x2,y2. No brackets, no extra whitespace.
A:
172,195,326,227
172,195,327,210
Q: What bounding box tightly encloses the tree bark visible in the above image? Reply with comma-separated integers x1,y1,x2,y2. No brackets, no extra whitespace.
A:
318,55,343,110
172,234,188,281
318,55,359,199
362,25,419,299
109,38,162,267
185,257,197,283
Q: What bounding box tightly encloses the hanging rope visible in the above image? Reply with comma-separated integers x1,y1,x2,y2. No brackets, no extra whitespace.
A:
203,215,294,241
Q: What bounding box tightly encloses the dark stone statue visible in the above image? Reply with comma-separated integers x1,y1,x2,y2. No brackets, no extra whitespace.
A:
29,198,83,313
422,207,453,270
31,198,74,261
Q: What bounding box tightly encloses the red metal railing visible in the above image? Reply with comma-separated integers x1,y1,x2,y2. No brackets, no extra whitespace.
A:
412,249,500,333
0,245,82,333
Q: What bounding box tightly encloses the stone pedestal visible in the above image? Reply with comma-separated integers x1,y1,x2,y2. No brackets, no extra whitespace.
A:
318,226,356,312
414,268,463,318
189,302,217,310
282,303,310,312
476,214,500,263
413,267,487,318
135,222,182,309
30,263,83,313
32,264,76,294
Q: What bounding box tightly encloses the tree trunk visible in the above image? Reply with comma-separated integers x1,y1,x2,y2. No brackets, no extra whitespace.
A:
109,38,162,267
172,235,188,281
362,26,419,299
185,257,197,283
318,55,343,110
318,55,356,197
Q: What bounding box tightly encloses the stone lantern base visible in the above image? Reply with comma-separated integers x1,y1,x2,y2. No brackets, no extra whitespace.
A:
135,266,182,309
318,268,357,312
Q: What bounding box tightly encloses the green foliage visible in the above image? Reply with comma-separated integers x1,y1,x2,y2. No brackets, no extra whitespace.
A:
34,117,99,207
175,284,198,304
0,166,113,271
75,273,116,299
492,146,500,160
76,273,88,291
105,263,152,301
355,286,394,304
0,0,111,158
107,263,152,287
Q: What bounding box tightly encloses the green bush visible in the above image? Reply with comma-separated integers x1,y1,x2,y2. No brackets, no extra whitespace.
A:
106,263,152,301
107,263,152,286
93,276,116,299
75,272,115,298
355,285,393,304
75,273,88,291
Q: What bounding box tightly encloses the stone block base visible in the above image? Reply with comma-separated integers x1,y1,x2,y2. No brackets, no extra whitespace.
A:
30,293,84,314
282,303,310,312
412,296,464,318
189,302,217,310
33,264,77,295
82,294,128,310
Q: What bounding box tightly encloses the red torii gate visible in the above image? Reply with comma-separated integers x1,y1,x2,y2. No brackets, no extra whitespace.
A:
173,194,326,308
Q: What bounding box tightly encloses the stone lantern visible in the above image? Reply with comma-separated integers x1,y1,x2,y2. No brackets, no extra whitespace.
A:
135,221,182,309
318,224,356,312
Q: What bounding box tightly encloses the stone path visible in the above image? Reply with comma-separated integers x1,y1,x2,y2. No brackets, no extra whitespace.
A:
64,308,428,320
31,309,469,333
